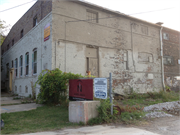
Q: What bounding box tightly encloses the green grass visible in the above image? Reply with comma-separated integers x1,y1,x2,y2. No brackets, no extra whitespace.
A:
1,106,79,134
120,90,179,107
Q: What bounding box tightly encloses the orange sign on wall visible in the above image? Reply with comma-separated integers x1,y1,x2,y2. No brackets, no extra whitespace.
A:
44,23,50,41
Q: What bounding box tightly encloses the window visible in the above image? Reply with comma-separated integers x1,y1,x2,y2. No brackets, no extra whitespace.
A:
25,86,28,93
164,56,174,65
20,55,23,77
86,9,98,23
12,39,14,46
20,29,24,38
15,58,18,77
19,85,21,93
6,63,9,78
25,52,29,75
32,48,37,74
12,60,13,68
7,44,9,50
33,16,38,27
163,33,169,40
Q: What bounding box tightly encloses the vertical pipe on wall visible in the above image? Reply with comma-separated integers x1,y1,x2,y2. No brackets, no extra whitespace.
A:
160,27,165,91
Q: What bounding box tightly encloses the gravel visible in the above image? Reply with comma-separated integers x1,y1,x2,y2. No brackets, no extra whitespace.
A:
143,101,180,118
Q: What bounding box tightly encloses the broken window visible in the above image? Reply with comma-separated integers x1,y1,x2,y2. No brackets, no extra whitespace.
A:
163,56,174,65
86,9,98,23
20,55,23,77
32,48,37,74
20,29,24,38
163,33,169,40
25,52,29,75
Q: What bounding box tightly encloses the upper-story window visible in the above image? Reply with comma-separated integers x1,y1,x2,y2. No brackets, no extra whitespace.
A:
12,39,14,46
163,33,169,40
20,29,24,38
163,56,174,65
32,48,37,74
15,58,18,77
20,55,23,77
7,44,9,50
86,9,98,23
25,52,29,75
33,16,38,27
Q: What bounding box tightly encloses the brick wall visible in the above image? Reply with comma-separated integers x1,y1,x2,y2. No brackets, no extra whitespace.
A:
163,28,180,91
1,0,52,55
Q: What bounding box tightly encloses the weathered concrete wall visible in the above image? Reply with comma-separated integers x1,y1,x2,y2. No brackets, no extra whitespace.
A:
52,0,162,94
1,13,52,96
69,101,100,124
163,28,180,91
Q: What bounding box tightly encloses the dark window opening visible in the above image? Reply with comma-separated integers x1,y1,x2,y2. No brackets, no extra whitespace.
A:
25,52,29,75
6,63,9,78
7,44,9,50
20,29,24,38
12,60,13,68
20,55,23,76
12,39,14,46
33,16,38,27
15,58,18,77
32,48,37,74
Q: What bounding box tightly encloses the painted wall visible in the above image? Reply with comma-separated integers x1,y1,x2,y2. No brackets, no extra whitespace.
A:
52,0,162,94
1,13,53,96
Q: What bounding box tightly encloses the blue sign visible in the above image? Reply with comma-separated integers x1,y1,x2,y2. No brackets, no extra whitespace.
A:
94,78,107,99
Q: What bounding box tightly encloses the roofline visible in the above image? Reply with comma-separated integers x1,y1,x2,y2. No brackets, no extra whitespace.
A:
1,0,39,47
74,0,179,30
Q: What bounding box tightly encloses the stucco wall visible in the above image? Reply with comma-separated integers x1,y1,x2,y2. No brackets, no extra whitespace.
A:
52,0,162,94
1,13,52,96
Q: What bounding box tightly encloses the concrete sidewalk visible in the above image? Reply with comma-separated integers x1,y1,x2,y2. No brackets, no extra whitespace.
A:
1,97,22,105
22,125,160,135
1,103,43,113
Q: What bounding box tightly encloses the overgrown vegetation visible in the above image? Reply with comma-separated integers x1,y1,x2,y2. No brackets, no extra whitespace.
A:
88,98,118,125
35,68,83,105
1,106,79,134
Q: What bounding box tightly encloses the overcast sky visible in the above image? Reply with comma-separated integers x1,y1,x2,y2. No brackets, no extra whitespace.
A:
0,0,180,35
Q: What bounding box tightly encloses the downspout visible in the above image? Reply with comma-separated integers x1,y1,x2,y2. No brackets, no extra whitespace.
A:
160,27,165,91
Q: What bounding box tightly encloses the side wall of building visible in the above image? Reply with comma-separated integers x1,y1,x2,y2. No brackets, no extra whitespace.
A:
1,0,52,55
51,0,162,94
1,13,53,96
163,28,180,91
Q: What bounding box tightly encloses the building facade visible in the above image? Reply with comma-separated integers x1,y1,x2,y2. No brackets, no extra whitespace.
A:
162,28,180,91
1,0,171,97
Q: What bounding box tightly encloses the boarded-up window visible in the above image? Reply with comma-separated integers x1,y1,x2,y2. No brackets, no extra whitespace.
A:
86,48,98,77
163,56,174,65
86,9,98,23
138,52,153,63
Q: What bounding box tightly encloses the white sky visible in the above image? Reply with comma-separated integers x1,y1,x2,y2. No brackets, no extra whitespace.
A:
0,0,180,35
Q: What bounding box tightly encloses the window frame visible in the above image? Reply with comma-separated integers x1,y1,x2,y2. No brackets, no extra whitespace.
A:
32,48,37,75
20,55,23,77
33,16,38,27
15,58,18,77
163,33,169,40
86,9,98,23
25,52,29,76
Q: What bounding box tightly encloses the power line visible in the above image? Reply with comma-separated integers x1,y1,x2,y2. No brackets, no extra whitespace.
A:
0,0,37,13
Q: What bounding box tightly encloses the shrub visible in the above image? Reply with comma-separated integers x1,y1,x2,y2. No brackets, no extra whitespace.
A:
35,68,82,105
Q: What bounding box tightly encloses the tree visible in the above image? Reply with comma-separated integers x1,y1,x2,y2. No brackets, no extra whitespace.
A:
0,19,8,46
